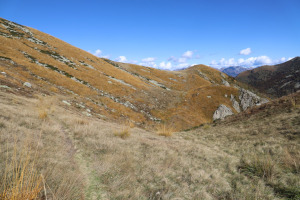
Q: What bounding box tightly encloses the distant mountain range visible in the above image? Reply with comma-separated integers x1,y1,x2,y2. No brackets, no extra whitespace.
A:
220,66,252,77
236,57,300,98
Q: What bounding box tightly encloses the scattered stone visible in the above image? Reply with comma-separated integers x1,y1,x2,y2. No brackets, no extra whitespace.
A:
169,78,178,82
213,104,234,120
75,103,85,108
0,85,10,89
295,82,300,89
220,72,226,78
96,113,106,119
86,109,91,113
108,81,112,84
23,82,32,88
207,96,211,98
1,72,6,75
224,94,228,98
82,111,92,117
62,100,71,106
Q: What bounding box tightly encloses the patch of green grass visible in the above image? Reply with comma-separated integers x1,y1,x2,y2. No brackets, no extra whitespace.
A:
0,122,5,129
268,183,300,199
239,154,276,181
0,56,12,60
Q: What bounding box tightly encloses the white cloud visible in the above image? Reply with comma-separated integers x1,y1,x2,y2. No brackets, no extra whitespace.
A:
129,60,138,64
210,55,289,68
178,57,187,63
165,50,194,68
240,48,252,55
139,57,157,67
142,57,156,62
93,49,102,57
116,56,127,62
182,50,193,59
159,62,173,70
168,56,178,62
101,55,110,59
177,63,190,68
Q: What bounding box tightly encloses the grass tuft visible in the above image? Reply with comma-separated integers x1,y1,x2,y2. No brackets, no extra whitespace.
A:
282,148,300,174
114,126,131,139
239,154,276,181
0,142,43,200
36,95,55,120
156,124,174,137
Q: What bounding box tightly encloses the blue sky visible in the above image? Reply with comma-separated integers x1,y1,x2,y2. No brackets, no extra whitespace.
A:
1,0,299,70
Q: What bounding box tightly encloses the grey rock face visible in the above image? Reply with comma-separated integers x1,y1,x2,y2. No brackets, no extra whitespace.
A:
220,72,226,78
230,94,241,113
222,79,230,87
213,104,234,120
23,82,32,88
239,89,268,111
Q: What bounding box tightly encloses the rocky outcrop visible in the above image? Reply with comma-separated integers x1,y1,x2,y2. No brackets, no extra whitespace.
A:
230,94,240,113
222,79,230,87
213,104,234,120
239,89,268,111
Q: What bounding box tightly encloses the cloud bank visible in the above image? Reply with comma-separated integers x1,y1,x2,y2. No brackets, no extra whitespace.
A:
210,56,292,68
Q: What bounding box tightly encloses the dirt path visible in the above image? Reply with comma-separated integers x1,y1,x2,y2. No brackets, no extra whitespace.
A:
59,122,107,200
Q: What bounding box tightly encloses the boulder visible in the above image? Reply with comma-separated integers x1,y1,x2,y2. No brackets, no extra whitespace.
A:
239,89,268,111
222,79,230,87
213,104,234,120
230,94,241,113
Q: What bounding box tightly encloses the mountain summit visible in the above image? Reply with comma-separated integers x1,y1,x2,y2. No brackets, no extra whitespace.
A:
220,66,251,77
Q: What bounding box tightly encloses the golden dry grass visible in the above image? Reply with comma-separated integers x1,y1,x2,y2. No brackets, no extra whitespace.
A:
0,17,248,130
0,90,299,199
156,124,175,137
0,142,42,200
114,126,131,139
0,92,85,200
1,17,299,199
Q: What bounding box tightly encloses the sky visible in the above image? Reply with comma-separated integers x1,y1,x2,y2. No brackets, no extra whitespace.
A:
1,0,300,70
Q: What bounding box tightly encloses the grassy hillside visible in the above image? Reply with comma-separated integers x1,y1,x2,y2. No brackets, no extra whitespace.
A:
237,57,300,98
0,90,299,199
1,17,299,200
1,17,258,130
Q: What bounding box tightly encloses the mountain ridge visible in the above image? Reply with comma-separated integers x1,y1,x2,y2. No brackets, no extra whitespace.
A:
220,66,252,77
237,57,300,98
0,17,267,130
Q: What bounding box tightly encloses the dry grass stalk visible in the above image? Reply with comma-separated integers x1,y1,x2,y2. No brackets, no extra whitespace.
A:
156,124,174,137
36,95,56,120
239,154,277,181
282,148,300,173
114,126,131,139
0,142,43,200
